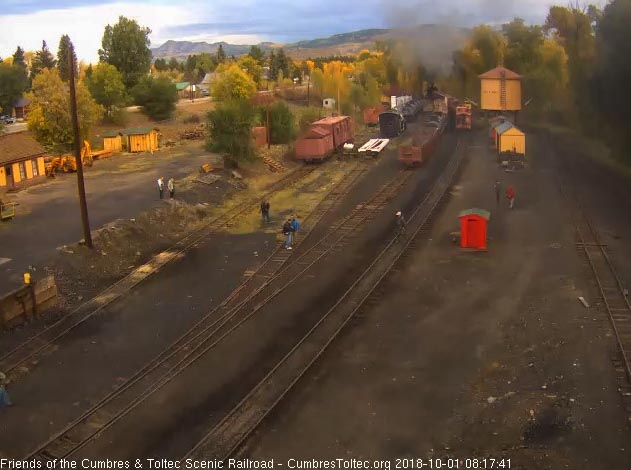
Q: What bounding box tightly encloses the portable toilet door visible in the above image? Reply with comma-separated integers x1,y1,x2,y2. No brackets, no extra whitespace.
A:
459,208,491,250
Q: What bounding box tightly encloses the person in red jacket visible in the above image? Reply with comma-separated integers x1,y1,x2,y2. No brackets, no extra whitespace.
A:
505,185,516,209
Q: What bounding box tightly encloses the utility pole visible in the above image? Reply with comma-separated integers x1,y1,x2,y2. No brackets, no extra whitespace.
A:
68,42,93,248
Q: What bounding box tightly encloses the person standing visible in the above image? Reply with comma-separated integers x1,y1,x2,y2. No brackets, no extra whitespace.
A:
493,181,501,206
282,218,294,250
260,200,270,223
167,178,175,199
291,215,300,243
0,372,12,408
395,211,406,239
157,177,165,199
506,185,516,209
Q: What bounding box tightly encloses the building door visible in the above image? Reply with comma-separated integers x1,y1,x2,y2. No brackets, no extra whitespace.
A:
4,165,14,188
467,218,483,249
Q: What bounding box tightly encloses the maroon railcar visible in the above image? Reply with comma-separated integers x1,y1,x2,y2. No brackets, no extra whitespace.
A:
294,116,354,162
398,126,441,167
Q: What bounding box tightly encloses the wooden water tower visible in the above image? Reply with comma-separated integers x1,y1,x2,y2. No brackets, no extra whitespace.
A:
478,66,522,113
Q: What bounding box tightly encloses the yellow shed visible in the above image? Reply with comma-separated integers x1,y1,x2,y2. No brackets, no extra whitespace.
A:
496,121,525,155
103,131,123,152
478,66,522,111
0,131,47,192
121,126,159,153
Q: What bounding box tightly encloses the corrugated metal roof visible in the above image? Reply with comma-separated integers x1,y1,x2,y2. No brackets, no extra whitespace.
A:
120,126,157,136
495,121,517,134
478,66,522,80
0,131,45,165
13,96,30,108
175,82,190,90
459,208,491,220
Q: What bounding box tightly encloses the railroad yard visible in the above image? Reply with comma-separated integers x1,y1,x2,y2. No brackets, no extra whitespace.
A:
0,119,630,469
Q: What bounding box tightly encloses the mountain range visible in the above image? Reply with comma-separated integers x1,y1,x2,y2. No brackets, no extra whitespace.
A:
151,25,469,71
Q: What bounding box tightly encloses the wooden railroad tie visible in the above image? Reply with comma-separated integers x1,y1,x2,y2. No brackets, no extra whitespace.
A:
262,156,287,173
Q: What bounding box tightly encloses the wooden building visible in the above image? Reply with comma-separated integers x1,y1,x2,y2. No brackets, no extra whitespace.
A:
479,66,522,112
102,130,123,152
121,127,159,153
495,121,525,155
13,97,30,119
0,132,46,192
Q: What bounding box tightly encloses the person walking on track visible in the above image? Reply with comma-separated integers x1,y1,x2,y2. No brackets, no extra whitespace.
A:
0,372,12,408
395,211,406,240
291,215,300,243
157,177,165,199
494,181,501,206
167,178,175,199
282,218,294,250
260,200,270,223
506,185,516,209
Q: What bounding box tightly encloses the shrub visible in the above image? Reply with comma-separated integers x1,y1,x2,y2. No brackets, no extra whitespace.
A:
132,76,178,121
206,100,256,166
259,101,295,145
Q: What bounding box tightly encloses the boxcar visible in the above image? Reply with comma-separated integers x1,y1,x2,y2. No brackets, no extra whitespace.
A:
294,126,335,162
310,116,354,149
398,126,441,167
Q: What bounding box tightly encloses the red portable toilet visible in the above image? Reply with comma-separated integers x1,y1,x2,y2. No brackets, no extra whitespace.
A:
459,208,490,250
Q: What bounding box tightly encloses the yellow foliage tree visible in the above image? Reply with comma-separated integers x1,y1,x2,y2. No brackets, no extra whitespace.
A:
26,68,103,148
211,64,257,101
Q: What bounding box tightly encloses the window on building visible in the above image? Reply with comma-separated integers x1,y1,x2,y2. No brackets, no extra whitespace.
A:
18,162,26,180
31,160,39,177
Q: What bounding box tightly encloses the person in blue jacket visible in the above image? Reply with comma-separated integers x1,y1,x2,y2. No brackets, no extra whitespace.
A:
291,215,300,243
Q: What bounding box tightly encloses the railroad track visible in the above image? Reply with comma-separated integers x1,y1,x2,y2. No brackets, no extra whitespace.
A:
185,139,467,461
25,165,414,461
0,167,316,379
549,133,631,424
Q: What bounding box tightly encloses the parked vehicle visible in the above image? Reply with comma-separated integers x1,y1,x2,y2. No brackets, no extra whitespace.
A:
1,115,17,124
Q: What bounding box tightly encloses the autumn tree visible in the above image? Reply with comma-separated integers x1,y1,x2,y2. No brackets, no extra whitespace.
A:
131,76,178,120
590,0,631,161
31,40,57,78
99,16,152,89
211,64,257,101
26,68,102,148
86,63,126,118
238,55,263,86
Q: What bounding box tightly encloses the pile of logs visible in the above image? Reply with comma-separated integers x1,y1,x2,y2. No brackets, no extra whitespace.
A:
179,127,205,140
262,155,288,173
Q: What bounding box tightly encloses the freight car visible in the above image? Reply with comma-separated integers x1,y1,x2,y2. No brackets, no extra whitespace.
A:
379,109,406,138
398,119,444,167
294,115,354,162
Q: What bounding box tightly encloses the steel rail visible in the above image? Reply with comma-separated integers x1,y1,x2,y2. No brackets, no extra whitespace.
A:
26,165,411,461
185,140,466,461
1,167,316,377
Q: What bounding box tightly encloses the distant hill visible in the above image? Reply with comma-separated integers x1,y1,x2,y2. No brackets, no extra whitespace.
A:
151,40,273,59
151,25,468,71
287,28,390,49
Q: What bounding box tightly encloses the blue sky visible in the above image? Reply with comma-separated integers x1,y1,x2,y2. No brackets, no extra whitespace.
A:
0,0,607,62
